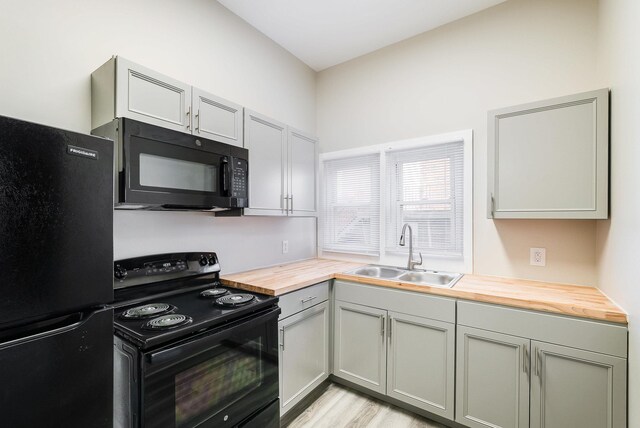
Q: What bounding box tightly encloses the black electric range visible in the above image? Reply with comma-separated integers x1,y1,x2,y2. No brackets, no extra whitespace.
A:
112,252,280,428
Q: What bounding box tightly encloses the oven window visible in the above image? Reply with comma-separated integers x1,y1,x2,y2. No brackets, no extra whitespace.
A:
174,339,263,427
139,153,217,192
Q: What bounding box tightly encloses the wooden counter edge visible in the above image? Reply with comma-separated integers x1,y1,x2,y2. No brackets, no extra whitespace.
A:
221,261,628,325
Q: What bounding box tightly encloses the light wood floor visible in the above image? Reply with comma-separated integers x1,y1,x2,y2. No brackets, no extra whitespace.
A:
285,383,449,428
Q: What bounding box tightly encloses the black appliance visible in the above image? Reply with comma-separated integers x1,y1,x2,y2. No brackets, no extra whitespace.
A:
92,118,248,211
0,115,114,427
113,252,280,428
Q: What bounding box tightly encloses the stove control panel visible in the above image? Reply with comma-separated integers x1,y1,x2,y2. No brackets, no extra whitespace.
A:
113,252,221,288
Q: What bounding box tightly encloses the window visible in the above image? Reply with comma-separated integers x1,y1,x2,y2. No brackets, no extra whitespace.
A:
320,130,472,272
321,154,380,255
386,142,464,257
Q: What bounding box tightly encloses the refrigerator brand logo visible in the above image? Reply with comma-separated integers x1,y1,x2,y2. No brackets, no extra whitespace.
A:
67,145,98,160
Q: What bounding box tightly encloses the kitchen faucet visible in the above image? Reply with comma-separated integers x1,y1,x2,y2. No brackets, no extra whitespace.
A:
399,223,423,270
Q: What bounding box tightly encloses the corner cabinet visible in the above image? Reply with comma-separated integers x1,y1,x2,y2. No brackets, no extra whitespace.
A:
487,88,609,219
333,281,455,420
91,56,243,147
278,282,330,416
244,110,318,216
456,301,627,428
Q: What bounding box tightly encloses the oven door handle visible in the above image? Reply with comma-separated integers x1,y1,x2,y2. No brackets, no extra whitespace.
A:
147,306,281,369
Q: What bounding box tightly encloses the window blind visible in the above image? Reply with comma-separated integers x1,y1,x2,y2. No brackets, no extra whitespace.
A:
322,154,380,255
386,141,464,257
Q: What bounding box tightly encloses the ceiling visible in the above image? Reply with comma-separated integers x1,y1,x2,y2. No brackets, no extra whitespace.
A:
217,0,508,71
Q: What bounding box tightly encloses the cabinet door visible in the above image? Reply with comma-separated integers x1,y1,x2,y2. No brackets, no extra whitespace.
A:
115,57,191,133
531,341,627,428
456,326,530,428
243,110,287,215
387,312,454,419
288,127,317,216
487,88,608,219
333,300,387,394
279,302,329,416
192,88,243,147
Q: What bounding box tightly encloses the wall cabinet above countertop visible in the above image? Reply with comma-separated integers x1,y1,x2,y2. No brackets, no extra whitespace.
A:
91,56,243,147
243,110,318,217
487,88,609,219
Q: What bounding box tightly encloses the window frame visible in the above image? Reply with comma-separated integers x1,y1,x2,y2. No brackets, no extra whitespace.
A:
319,130,473,273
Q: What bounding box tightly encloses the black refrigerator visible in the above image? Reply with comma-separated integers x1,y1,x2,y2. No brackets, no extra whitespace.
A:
0,115,114,427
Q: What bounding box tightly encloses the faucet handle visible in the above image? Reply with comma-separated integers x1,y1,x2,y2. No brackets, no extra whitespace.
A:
415,252,423,267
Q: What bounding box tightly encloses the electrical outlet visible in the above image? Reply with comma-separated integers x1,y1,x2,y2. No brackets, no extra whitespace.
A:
282,240,289,254
530,248,546,266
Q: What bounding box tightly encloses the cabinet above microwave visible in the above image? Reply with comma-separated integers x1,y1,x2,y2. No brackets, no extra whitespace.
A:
91,56,243,148
487,88,609,219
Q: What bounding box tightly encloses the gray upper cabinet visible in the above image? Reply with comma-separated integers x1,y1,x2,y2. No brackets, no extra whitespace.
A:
244,110,288,215
244,110,318,217
530,341,627,428
288,127,318,215
456,325,530,428
192,87,243,147
487,88,609,219
91,56,244,147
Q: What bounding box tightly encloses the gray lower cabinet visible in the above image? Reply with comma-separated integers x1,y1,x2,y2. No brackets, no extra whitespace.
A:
456,301,628,428
387,311,455,419
455,326,530,428
333,300,387,394
332,281,456,418
530,341,627,428
278,282,330,416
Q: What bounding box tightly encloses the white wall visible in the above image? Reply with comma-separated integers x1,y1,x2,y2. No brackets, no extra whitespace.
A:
316,0,602,285
0,0,318,272
596,1,640,426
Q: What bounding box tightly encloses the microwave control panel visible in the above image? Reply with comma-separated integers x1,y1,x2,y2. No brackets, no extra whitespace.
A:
231,158,248,199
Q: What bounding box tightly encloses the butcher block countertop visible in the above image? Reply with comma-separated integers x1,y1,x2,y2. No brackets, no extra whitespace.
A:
221,258,627,324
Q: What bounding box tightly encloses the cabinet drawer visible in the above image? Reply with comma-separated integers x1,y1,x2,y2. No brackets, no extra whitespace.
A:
279,281,329,319
334,280,455,323
458,301,627,358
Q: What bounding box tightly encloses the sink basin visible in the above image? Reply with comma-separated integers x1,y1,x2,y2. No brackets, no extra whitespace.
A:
397,271,462,287
344,264,463,288
350,266,404,279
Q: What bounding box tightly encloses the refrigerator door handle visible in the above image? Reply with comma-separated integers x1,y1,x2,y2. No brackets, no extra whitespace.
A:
0,311,88,351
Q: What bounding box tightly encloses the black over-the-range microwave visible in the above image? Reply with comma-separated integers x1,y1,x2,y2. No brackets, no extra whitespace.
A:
92,118,248,210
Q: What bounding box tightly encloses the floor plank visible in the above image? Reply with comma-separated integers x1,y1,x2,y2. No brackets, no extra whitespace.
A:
285,384,448,428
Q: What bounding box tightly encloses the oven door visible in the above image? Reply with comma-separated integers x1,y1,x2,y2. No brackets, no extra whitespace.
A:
122,119,238,208
141,308,279,428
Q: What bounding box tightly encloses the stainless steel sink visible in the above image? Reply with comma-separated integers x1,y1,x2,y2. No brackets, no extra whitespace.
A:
350,266,404,279
344,264,463,288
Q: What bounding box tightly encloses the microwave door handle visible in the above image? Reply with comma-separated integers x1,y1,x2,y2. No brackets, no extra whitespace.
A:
221,157,230,196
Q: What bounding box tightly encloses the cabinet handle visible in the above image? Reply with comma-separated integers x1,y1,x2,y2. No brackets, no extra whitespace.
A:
280,328,285,350
388,317,392,340
285,194,290,213
523,344,530,381
300,296,317,304
290,194,294,213
537,348,542,384
490,193,495,217
186,106,191,130
380,315,385,336
195,110,200,132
